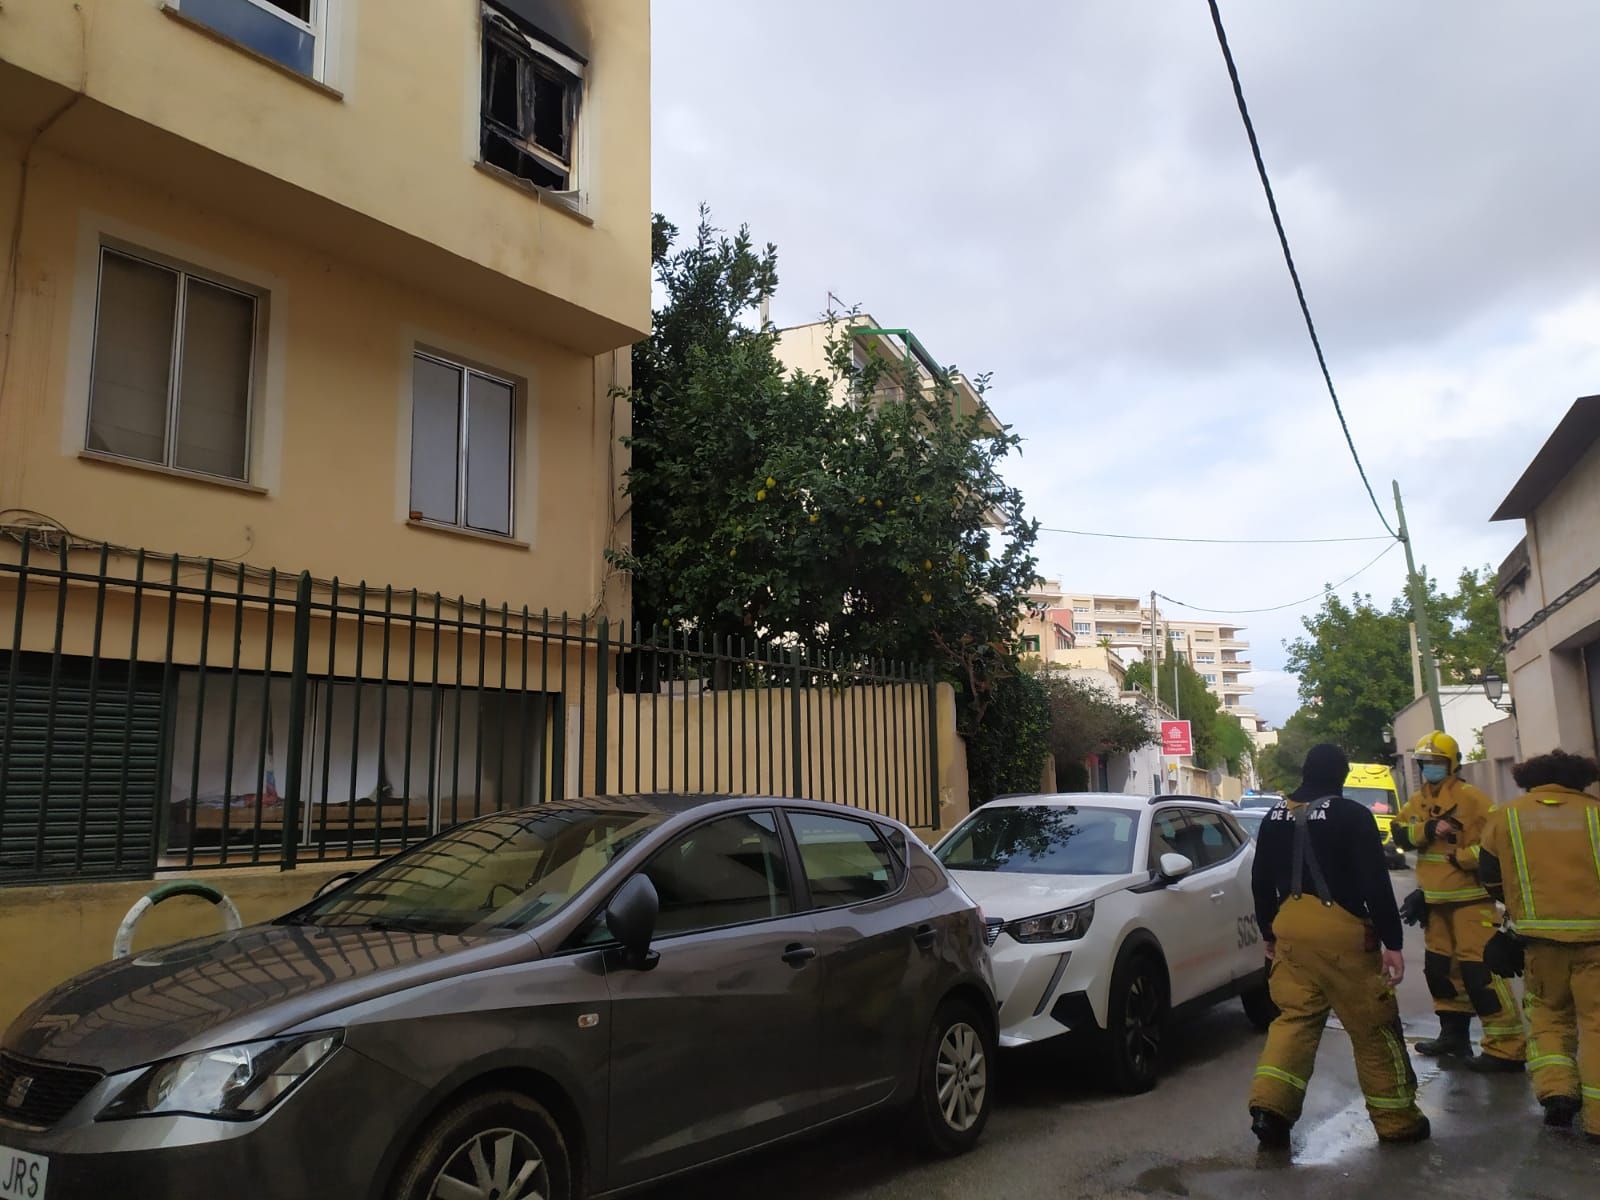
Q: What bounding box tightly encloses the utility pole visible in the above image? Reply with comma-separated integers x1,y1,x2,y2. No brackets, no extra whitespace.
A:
1151,590,1168,795
1393,480,1445,729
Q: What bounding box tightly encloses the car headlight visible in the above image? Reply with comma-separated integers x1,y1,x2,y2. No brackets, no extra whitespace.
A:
1009,901,1095,943
99,1031,341,1121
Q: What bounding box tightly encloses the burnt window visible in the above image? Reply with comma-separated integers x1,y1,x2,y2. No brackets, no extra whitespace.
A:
481,3,584,193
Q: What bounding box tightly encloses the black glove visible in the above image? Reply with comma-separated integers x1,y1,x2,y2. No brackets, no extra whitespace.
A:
1400,888,1429,927
1484,930,1526,978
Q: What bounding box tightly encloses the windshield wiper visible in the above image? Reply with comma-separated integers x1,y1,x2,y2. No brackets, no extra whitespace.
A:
358,916,456,934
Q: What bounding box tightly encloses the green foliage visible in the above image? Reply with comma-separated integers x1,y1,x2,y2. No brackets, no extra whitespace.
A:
1260,708,1320,793
1427,566,1504,682
1281,565,1503,763
964,667,1051,804
1284,592,1412,761
1035,669,1154,780
617,208,1044,805
1213,712,1254,777
1123,650,1250,773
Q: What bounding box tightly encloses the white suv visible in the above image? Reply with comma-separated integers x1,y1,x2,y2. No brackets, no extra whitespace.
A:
934,793,1275,1093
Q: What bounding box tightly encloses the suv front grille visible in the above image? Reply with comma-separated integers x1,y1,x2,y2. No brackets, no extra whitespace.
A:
983,917,1004,947
0,1051,104,1129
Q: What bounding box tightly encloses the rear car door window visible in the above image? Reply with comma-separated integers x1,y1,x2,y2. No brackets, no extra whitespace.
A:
643,811,793,937
1180,808,1243,869
1148,809,1190,870
789,812,899,907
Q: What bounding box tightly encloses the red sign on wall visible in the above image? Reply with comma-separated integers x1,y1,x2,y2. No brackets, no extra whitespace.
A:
1160,720,1193,757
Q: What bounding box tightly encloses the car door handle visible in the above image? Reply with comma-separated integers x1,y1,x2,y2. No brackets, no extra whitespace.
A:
914,923,937,951
1209,890,1227,902
781,943,817,967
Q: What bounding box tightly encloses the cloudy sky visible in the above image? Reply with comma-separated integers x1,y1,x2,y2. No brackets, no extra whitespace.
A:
650,1,1600,724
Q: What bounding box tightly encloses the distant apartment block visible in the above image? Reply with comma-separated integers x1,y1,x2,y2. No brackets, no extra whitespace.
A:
1026,582,1256,724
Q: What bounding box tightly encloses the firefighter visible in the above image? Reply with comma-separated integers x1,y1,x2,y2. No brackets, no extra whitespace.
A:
1479,750,1600,1138
1248,743,1429,1147
1393,730,1526,1069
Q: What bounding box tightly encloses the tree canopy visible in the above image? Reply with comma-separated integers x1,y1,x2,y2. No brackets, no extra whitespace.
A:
617,208,1043,800
1034,669,1154,779
1272,565,1503,768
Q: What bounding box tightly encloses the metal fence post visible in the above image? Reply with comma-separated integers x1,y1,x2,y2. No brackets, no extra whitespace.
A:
280,571,313,870
594,618,609,794
925,665,941,830
789,644,805,799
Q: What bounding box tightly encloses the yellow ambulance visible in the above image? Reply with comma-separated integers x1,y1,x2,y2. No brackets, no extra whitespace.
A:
1344,762,1406,868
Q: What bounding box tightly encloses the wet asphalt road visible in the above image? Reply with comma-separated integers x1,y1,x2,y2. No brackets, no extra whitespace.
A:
646,871,1595,1200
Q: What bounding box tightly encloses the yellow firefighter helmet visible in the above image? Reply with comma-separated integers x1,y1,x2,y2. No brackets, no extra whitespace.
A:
1413,730,1460,770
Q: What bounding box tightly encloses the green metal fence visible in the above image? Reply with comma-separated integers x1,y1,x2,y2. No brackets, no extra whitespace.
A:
0,533,942,885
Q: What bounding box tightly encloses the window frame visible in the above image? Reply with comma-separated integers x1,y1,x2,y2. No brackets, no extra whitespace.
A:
1152,804,1245,874
783,808,907,913
479,2,586,198
409,349,519,538
86,243,262,485
1145,807,1192,873
1178,806,1245,870
175,0,331,83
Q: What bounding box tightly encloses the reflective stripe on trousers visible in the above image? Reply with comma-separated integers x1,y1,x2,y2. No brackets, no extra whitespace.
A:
1249,898,1423,1137
1523,941,1600,1136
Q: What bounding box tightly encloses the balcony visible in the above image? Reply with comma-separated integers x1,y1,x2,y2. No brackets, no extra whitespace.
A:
1219,639,1249,651
1219,659,1253,672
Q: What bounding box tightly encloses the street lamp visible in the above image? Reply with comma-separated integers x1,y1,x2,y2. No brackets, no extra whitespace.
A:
1481,671,1513,713
1381,724,1394,746
1482,672,1504,705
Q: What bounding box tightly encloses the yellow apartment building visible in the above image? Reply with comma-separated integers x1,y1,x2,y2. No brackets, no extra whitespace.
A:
0,0,651,885
775,314,1003,435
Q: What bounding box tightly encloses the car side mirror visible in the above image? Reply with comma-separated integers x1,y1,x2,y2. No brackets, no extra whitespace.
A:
313,870,360,899
606,874,660,970
1158,852,1194,882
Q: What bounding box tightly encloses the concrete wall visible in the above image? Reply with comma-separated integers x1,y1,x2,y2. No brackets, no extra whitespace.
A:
1392,686,1506,797
595,681,969,835
0,859,354,1033
1500,440,1600,758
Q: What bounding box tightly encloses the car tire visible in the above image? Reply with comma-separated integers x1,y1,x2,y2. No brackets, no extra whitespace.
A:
390,1089,575,1200
1241,978,1279,1031
907,997,995,1156
1098,947,1169,1094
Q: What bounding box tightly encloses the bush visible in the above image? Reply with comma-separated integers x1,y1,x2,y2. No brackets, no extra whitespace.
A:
963,667,1050,806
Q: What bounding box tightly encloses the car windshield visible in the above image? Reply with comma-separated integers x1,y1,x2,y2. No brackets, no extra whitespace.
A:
1234,811,1266,837
1345,786,1398,814
935,805,1137,876
1238,794,1280,809
286,807,666,935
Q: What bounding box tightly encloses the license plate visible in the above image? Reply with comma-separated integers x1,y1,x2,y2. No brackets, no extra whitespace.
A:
0,1145,47,1200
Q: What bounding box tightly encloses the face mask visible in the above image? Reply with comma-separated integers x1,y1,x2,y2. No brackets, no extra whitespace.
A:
1421,763,1449,784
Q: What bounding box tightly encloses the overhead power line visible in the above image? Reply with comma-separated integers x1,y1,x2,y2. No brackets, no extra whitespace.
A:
1038,525,1391,546
1205,0,1400,542
1155,541,1401,615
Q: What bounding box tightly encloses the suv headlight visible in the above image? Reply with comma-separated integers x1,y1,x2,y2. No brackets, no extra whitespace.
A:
1009,901,1095,943
99,1031,341,1121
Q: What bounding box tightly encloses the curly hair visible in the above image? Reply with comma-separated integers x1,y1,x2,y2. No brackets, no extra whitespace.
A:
1512,750,1600,792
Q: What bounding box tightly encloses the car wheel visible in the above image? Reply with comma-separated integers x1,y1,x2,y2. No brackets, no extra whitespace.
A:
907,997,995,1156
1099,949,1168,1094
1241,978,1279,1031
390,1089,574,1200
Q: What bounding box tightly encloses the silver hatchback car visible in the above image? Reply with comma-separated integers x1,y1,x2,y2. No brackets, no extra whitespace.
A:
0,795,996,1200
